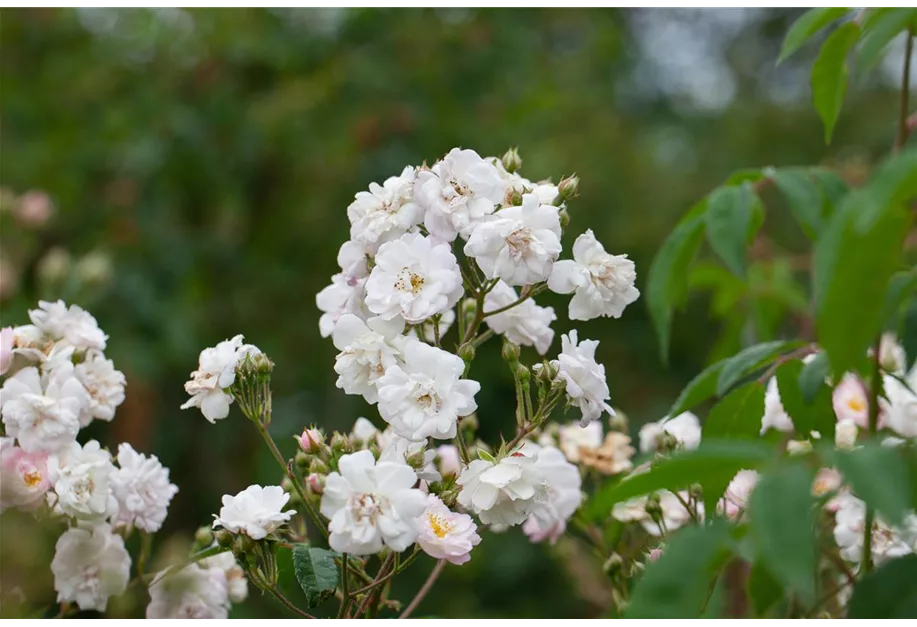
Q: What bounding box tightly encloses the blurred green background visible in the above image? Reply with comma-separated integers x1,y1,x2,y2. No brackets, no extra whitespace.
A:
0,7,910,618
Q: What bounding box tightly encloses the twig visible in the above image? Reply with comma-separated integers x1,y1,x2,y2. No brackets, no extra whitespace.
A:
269,586,317,619
338,554,350,619
399,560,446,619
895,29,914,152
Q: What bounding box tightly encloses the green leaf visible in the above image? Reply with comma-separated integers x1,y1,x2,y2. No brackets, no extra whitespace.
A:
856,8,917,74
704,382,767,441
292,545,339,608
903,298,917,372
716,340,793,396
847,555,917,618
811,21,861,144
779,8,851,63
748,462,818,604
747,561,785,617
705,184,762,277
625,521,733,618
588,440,774,521
798,351,830,402
882,270,917,330
669,358,726,418
826,442,913,525
775,359,833,439
773,168,825,239
647,202,708,363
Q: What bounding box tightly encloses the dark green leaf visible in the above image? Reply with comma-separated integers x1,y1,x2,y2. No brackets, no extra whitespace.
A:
748,462,818,604
647,202,708,364
292,545,339,608
882,270,917,330
903,299,917,372
588,440,774,520
775,359,833,438
778,8,852,63
716,340,794,396
704,382,767,440
798,351,830,402
669,358,726,418
705,184,762,277
747,561,785,617
773,168,825,239
811,21,860,144
826,441,913,525
625,521,733,618
847,555,917,618
856,8,917,74
723,168,765,186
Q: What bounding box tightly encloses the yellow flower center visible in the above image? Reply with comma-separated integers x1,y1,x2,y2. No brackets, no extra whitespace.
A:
847,397,865,413
395,268,425,295
427,513,453,539
23,469,43,488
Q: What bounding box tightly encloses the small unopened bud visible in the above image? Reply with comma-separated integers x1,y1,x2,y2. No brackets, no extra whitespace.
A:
194,526,214,548
306,473,324,495
608,410,628,432
461,298,477,325
877,333,906,374
281,476,294,493
298,427,324,453
461,413,479,433
458,342,476,363
602,552,624,575
295,451,310,470
647,547,664,563
436,445,462,477
406,449,427,469
536,360,558,384
501,147,522,173
214,529,234,548
237,349,274,381
644,493,662,520
559,208,570,229
504,189,523,207
558,175,579,201
235,534,255,555
501,340,521,364
516,365,531,387
330,432,349,453
308,458,329,475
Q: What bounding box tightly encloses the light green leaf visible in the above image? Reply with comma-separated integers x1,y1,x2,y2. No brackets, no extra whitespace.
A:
847,555,917,618
704,381,767,441
856,8,917,74
748,462,818,604
625,521,733,619
716,340,794,396
747,561,785,617
647,202,708,363
811,21,861,144
668,358,727,418
779,8,852,63
826,441,913,525
773,168,825,239
292,545,339,608
588,440,774,521
705,184,762,277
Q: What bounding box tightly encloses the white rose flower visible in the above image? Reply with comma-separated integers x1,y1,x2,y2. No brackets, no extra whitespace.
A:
551,331,614,426
213,484,295,540
1,366,85,453
351,416,382,445
111,443,179,533
0,438,51,511
333,314,410,404
415,148,505,241
548,230,639,321
147,562,230,619
364,232,463,324
435,444,462,477
641,490,700,537
876,332,907,374
719,469,759,520
201,550,248,604
463,194,562,286
316,241,370,338
456,449,547,526
0,327,13,375
883,370,917,438
74,350,126,426
48,440,117,520
181,335,257,423
638,412,702,454
835,418,859,449
523,444,583,544
378,428,442,484
833,493,916,566
29,300,108,351
348,166,422,253
7,324,52,365
557,421,603,463
320,450,428,555
51,524,130,612
483,281,556,355
416,494,481,564
832,373,870,429
612,496,649,523
761,376,794,434
376,341,480,441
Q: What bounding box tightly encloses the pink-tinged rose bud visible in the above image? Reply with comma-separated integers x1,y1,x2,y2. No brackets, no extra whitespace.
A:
306,473,324,495
0,327,13,375
436,445,462,477
298,428,324,453
832,374,876,429
0,442,51,511
648,547,664,563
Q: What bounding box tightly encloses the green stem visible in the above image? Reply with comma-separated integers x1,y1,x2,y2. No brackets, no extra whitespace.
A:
896,29,914,152
270,586,317,619
862,337,883,574
337,554,350,619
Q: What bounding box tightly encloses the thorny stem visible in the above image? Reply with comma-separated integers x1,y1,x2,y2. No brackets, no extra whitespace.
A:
399,560,446,619
270,586,317,619
454,429,471,464
353,553,396,618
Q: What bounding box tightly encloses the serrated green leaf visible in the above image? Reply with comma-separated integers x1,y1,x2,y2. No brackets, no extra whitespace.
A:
848,555,917,618
748,462,818,604
773,168,825,239
669,358,727,418
705,184,762,277
716,341,793,396
856,8,917,74
704,381,767,440
779,8,852,63
825,441,913,525
588,440,774,521
625,521,733,619
292,545,339,608
647,202,708,363
747,561,785,617
811,21,861,144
